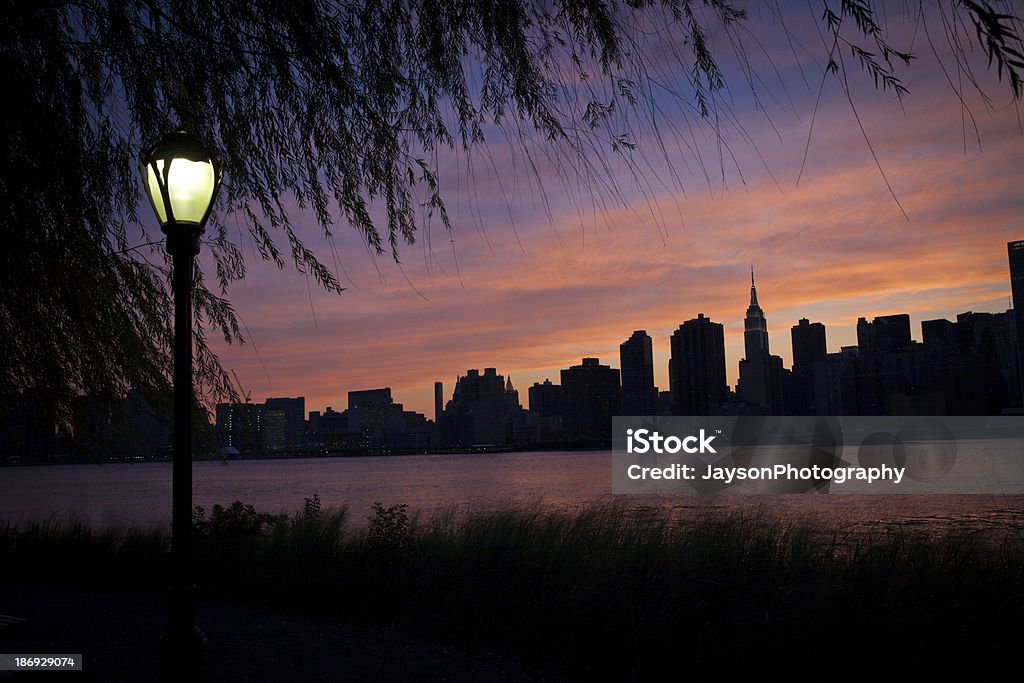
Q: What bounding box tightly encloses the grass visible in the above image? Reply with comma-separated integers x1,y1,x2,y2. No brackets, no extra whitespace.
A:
2,498,1022,679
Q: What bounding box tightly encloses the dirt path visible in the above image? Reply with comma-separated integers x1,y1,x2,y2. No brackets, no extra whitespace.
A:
0,584,561,682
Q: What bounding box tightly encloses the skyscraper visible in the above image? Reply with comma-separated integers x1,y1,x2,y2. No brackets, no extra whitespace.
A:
1009,241,1024,309
619,330,657,415
850,315,914,415
1008,240,1024,405
347,388,395,450
790,318,827,415
504,375,521,410
737,271,784,414
743,266,769,359
215,401,261,452
792,318,827,368
434,381,443,423
344,387,433,453
560,358,621,442
528,379,563,443
261,396,305,451
669,314,727,415
441,368,511,447
528,379,561,417
856,314,912,354
919,311,1018,414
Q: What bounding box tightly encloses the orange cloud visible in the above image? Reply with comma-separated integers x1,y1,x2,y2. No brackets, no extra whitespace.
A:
206,13,1024,417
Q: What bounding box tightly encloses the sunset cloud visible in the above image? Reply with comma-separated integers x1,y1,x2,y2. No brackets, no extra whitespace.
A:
206,7,1024,418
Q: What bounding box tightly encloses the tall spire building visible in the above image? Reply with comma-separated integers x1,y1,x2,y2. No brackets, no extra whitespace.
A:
737,269,786,414
744,266,769,358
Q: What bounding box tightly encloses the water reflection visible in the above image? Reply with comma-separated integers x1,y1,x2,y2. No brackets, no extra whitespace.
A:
0,451,1021,540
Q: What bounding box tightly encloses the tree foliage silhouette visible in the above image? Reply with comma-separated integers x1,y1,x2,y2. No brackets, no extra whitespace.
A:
0,0,1021,427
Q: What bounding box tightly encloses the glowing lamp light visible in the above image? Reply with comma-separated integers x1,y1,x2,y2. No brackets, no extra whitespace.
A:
140,130,222,230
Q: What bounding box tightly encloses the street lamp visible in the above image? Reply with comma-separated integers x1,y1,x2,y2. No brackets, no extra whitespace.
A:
140,130,222,679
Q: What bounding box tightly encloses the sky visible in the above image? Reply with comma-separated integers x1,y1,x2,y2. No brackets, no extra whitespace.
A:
202,2,1024,418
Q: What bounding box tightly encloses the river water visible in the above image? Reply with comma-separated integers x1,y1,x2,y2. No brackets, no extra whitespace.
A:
2,450,1023,537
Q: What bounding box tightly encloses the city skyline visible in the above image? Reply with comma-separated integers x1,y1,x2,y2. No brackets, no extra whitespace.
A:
211,245,1019,417
222,246,1021,419
218,246,1020,419
203,7,1024,419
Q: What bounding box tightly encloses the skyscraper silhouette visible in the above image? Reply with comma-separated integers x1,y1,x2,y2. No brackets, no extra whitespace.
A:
528,379,563,443
620,330,657,415
528,379,561,417
669,314,727,415
1009,241,1024,309
791,318,827,368
856,314,911,354
261,397,306,451
743,266,769,358
442,368,510,447
790,318,827,415
560,358,620,442
737,270,784,414
1008,240,1024,404
849,315,914,415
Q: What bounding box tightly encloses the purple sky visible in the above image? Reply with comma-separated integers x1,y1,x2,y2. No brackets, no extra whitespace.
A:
199,3,1024,417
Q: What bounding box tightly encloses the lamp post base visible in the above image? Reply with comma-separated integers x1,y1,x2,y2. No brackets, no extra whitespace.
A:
158,584,206,681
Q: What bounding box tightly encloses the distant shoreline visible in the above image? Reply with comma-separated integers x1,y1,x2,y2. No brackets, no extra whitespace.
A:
0,443,612,467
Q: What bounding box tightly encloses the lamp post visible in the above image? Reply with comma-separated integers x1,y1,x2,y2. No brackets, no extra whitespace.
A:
140,130,222,679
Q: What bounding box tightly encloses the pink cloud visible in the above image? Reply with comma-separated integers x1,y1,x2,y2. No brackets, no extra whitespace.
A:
205,7,1024,417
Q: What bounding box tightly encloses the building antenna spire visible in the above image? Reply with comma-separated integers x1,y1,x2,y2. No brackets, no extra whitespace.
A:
748,264,760,308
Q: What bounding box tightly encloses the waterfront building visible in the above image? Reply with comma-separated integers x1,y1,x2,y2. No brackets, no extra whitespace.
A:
261,396,305,451
560,358,621,442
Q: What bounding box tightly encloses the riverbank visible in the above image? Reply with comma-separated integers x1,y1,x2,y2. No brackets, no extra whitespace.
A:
2,500,1022,679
